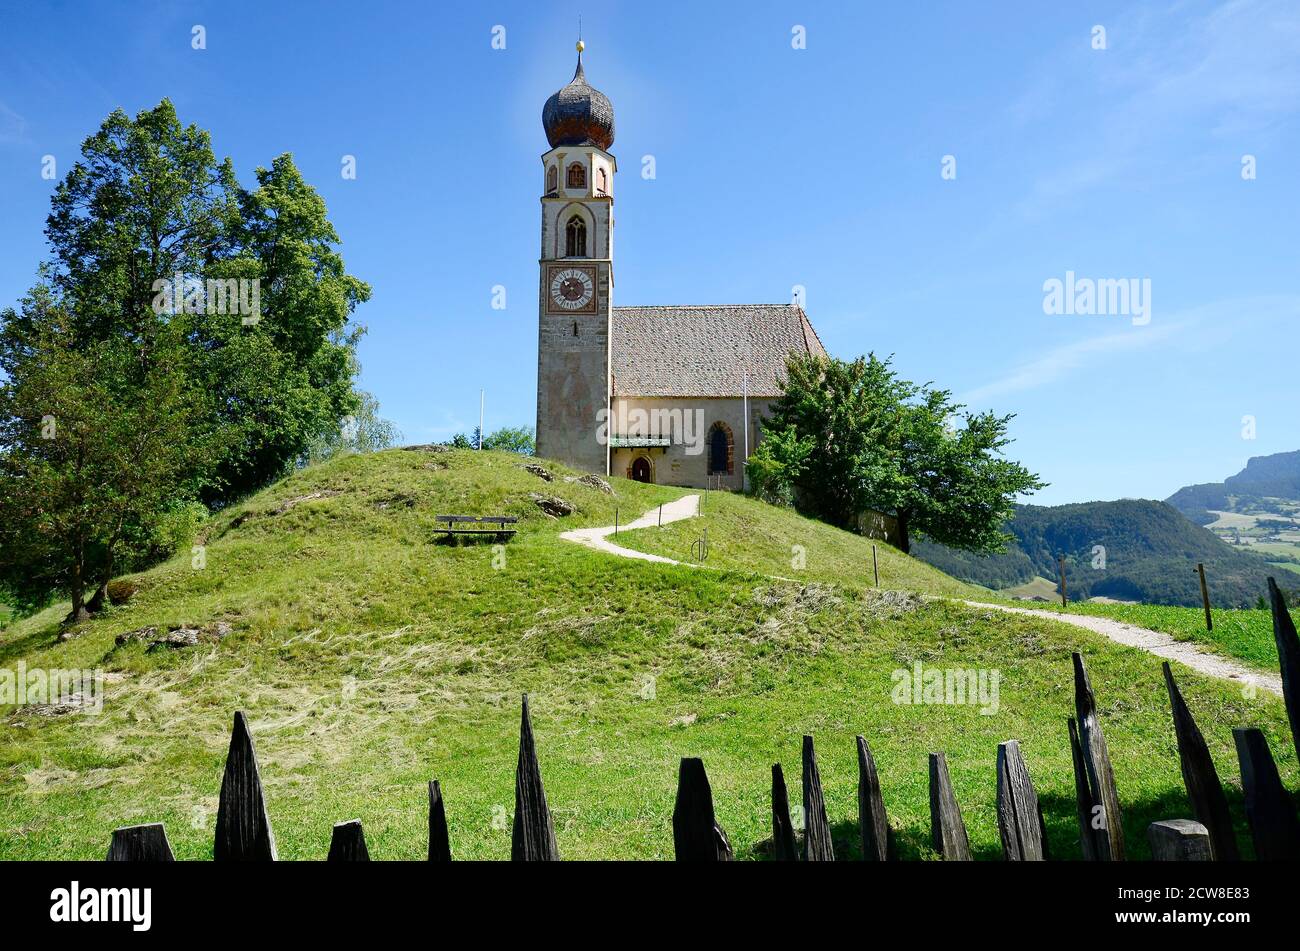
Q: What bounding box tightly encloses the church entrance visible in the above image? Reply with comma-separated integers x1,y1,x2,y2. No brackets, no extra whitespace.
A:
630,457,652,483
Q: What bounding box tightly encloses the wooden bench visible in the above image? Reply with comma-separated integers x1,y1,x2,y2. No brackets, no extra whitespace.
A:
434,515,518,539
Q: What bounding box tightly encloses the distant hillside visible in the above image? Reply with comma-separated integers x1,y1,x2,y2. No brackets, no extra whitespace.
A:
914,499,1277,608
1167,450,1300,524
1166,450,1300,577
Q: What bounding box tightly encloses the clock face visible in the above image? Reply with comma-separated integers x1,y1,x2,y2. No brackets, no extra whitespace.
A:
549,266,595,312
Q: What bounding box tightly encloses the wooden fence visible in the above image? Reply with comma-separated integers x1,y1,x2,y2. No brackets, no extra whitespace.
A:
106,579,1300,861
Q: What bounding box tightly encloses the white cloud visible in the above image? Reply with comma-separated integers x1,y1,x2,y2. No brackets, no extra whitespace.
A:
959,294,1300,406
0,100,28,144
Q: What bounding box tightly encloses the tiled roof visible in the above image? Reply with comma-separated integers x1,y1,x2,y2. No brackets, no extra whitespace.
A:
610,304,828,398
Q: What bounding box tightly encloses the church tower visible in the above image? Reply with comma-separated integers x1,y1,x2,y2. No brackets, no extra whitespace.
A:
536,41,616,474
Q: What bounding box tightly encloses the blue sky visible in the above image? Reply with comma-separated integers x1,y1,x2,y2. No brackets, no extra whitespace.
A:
1,0,1297,505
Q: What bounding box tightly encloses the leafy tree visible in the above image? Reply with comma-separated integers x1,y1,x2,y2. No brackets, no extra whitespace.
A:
482,425,535,455
301,390,402,465
204,155,370,496
763,353,1044,553
0,99,371,622
0,296,211,621
41,99,369,504
746,425,812,506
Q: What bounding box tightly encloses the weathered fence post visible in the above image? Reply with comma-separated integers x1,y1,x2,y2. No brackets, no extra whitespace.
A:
1196,563,1212,632
1161,662,1238,860
996,740,1047,861
802,735,834,861
770,764,797,862
512,694,559,861
327,819,370,861
428,779,451,861
213,710,278,861
1232,727,1300,861
872,544,879,588
1147,819,1212,860
672,757,733,861
1058,555,1068,607
106,823,175,861
928,752,972,860
1267,576,1300,765
856,735,889,861
1071,653,1124,860
1067,717,1101,860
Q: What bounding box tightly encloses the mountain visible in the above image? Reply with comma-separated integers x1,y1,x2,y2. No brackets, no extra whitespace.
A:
913,499,1277,608
1168,450,1300,522
1165,450,1300,577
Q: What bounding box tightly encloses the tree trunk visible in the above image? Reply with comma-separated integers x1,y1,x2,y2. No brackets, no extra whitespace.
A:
87,581,108,613
896,512,911,554
88,549,114,614
64,533,90,625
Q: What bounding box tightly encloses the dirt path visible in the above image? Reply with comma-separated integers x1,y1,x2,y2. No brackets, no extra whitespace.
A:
560,494,700,565
559,497,1281,695
963,600,1281,696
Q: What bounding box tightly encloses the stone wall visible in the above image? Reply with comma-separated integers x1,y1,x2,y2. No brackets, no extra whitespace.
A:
607,396,774,489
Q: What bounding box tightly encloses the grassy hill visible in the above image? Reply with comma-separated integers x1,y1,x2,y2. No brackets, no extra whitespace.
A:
615,489,981,598
914,499,1276,608
1,449,1294,860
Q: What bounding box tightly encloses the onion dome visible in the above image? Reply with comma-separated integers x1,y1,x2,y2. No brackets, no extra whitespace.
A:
543,41,615,151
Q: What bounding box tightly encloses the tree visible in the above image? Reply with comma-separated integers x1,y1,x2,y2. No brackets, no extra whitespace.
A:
762,353,1044,553
482,425,535,455
42,100,370,505
0,295,210,622
746,425,812,506
300,390,401,465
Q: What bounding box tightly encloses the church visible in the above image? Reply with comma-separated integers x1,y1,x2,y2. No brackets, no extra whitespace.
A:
535,43,828,490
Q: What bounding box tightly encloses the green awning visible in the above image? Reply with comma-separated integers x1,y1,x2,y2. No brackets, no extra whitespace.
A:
608,436,671,448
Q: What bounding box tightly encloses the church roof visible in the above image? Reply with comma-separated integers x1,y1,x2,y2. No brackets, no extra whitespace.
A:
610,304,828,399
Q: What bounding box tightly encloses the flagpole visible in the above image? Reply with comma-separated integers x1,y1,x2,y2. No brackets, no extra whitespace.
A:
742,369,749,492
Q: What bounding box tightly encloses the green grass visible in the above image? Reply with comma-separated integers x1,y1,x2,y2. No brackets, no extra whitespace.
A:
615,489,982,598
1030,600,1298,672
1000,576,1061,602
1,449,1295,860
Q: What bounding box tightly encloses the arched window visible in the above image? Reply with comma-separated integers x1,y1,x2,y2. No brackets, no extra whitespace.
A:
565,215,587,257
546,165,558,194
566,161,586,189
707,422,733,475
597,168,608,194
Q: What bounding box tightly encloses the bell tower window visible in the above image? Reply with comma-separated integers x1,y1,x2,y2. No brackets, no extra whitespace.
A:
597,168,608,195
565,215,587,257
546,164,558,195
566,161,587,189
